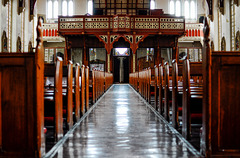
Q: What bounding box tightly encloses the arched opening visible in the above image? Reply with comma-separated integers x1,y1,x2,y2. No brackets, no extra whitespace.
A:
112,37,130,83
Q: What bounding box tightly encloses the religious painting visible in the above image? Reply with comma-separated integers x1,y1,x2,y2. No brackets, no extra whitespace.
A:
17,36,21,53
211,41,214,52
221,36,226,51
28,41,33,52
236,31,239,51
2,31,8,52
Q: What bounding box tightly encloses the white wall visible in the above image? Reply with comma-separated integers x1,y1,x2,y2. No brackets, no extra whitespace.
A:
75,0,87,15
1,2,8,51
155,0,168,13
0,0,34,52
235,4,240,36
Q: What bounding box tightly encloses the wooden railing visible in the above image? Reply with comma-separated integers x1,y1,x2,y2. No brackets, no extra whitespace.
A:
42,23,64,41
58,15,185,35
179,23,204,44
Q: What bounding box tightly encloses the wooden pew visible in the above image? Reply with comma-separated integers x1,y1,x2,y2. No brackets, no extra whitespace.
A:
85,66,89,111
81,65,86,116
163,62,171,122
105,72,113,91
158,64,164,115
172,60,179,129
92,70,96,104
201,18,240,156
62,61,74,130
204,51,240,156
74,64,81,122
44,57,63,142
154,65,159,110
182,59,203,140
0,17,45,157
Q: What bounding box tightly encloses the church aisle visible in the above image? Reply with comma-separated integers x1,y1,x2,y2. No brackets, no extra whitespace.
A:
52,84,200,158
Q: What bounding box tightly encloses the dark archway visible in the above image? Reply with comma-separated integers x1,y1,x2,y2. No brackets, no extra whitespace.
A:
112,37,130,83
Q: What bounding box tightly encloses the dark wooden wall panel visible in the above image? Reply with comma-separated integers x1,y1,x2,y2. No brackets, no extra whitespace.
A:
2,67,27,151
211,53,240,155
219,66,240,150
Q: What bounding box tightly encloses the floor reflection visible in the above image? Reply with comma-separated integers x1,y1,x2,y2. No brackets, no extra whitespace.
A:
53,84,199,158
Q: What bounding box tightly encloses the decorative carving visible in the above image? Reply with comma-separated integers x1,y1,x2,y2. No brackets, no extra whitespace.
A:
18,0,25,15
219,0,224,15
160,23,184,29
114,22,118,28
85,22,109,29
100,35,108,43
206,0,213,20
135,18,159,22
60,18,83,22
60,23,83,29
135,22,159,29
203,17,210,43
125,35,133,43
110,35,118,43
85,18,109,21
30,0,37,21
160,18,184,22
136,35,144,43
118,22,125,28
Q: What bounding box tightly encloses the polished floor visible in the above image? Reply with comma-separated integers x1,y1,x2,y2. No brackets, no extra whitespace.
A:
50,84,201,158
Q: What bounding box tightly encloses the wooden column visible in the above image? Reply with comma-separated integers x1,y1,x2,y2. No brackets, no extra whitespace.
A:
132,54,136,72
65,37,71,65
107,53,110,72
83,36,88,66
172,37,179,62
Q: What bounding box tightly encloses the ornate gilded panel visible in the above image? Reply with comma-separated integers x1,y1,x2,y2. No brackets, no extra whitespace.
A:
60,18,83,22
160,23,184,29
135,18,159,22
85,22,109,29
118,22,125,28
60,23,83,29
135,22,159,29
160,18,184,22
85,18,109,21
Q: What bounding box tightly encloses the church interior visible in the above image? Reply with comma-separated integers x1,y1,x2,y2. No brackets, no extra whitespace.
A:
0,0,240,157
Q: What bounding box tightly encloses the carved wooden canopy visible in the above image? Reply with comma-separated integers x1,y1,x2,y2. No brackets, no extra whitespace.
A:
58,14,185,54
